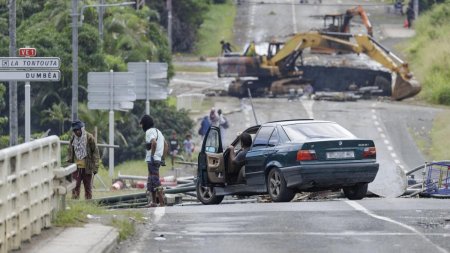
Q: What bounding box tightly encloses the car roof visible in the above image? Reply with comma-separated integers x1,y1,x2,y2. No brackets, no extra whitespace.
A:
262,119,333,127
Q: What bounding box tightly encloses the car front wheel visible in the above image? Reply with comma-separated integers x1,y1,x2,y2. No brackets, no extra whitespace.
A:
343,183,368,200
267,168,295,202
196,181,224,205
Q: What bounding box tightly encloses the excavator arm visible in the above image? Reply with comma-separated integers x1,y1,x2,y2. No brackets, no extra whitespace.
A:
342,6,373,37
264,32,420,100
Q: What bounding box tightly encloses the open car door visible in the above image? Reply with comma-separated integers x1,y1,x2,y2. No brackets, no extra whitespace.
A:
198,126,225,186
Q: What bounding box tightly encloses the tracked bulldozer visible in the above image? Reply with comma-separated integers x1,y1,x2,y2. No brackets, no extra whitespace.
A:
218,31,420,100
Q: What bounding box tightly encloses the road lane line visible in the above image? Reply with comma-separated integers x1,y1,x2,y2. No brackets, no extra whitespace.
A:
384,139,390,145
157,231,450,237
380,133,386,138
372,115,377,120
300,99,314,119
153,207,166,223
374,121,379,126
377,127,383,132
345,201,449,253
387,146,393,151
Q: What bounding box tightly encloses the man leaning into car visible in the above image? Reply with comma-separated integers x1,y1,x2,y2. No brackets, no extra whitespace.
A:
228,132,252,183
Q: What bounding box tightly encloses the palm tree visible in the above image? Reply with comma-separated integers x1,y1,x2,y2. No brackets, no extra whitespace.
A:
40,101,70,135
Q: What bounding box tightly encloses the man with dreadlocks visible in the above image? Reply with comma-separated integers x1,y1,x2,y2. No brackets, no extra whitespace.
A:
67,120,99,200
140,115,166,207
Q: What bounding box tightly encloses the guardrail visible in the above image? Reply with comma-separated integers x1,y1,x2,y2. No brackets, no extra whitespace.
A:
0,136,75,253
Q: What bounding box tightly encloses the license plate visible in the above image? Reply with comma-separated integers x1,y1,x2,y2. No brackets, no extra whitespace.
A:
326,151,355,159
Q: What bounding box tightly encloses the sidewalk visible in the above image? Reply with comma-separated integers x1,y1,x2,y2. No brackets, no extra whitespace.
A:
16,223,118,253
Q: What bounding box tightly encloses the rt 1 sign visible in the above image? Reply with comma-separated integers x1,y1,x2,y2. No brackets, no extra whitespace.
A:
19,48,36,57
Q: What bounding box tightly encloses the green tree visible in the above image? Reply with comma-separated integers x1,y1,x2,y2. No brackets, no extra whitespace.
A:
40,102,70,135
146,0,210,52
0,83,7,135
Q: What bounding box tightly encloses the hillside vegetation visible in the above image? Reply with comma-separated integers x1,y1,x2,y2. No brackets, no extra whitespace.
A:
407,1,450,105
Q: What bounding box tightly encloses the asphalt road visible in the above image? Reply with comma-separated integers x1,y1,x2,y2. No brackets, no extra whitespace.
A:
118,199,450,253
116,1,450,252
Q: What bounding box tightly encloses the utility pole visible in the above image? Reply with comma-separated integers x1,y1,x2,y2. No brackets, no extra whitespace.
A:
167,0,172,51
8,0,18,146
99,0,105,41
413,0,419,20
71,0,79,121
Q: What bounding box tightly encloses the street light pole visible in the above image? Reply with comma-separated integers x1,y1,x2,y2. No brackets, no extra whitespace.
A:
8,0,18,146
167,0,172,51
71,0,79,121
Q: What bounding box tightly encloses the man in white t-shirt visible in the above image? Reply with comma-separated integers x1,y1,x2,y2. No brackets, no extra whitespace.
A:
140,114,165,207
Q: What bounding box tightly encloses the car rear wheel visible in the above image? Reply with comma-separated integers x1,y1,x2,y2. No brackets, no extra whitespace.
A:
267,168,295,202
196,181,224,205
343,183,368,200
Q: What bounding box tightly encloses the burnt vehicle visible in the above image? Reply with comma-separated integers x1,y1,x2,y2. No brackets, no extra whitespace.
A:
196,119,379,204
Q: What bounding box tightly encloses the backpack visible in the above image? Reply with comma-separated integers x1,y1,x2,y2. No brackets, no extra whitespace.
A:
156,129,169,160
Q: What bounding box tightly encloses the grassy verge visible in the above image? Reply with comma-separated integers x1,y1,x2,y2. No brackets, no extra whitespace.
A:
53,200,145,241
428,110,450,161
195,1,236,57
410,110,450,161
406,2,450,105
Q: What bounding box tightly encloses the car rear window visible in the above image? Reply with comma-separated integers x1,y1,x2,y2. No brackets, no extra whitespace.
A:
282,122,356,142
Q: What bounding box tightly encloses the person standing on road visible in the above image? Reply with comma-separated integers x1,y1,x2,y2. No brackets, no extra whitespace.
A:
218,109,229,146
140,115,166,207
406,3,415,29
168,131,179,170
209,108,220,127
198,115,211,138
183,133,195,162
67,120,99,200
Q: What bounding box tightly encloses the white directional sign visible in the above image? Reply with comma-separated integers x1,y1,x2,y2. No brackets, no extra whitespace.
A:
87,72,136,110
0,57,60,69
127,62,168,100
0,70,61,81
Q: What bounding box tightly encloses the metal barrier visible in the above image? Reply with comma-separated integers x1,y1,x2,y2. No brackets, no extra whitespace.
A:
0,136,74,253
176,93,205,112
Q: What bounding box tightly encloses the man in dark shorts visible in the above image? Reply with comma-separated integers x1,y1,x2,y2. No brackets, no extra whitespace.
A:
227,132,252,183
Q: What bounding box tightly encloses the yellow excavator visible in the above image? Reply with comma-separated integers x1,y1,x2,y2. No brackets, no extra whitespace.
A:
218,31,420,100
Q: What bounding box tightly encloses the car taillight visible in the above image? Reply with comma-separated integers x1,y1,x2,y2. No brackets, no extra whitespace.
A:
297,150,317,161
363,147,376,158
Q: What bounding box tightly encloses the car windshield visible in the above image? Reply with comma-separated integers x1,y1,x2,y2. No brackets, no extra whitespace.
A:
282,122,356,142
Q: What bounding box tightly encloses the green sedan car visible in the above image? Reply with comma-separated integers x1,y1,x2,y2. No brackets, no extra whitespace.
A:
196,119,379,204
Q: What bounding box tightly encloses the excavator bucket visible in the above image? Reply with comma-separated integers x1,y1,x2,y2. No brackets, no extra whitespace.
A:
392,75,421,100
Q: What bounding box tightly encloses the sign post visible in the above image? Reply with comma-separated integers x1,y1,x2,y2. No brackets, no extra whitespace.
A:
88,70,136,177
0,54,61,142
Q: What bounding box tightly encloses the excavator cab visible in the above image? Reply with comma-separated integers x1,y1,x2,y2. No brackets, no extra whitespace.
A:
323,14,344,33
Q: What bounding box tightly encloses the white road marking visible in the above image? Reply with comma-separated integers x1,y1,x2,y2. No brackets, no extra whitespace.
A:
380,133,386,139
291,0,298,33
300,99,315,119
383,139,390,145
391,153,397,158
387,146,393,151
395,159,401,164
371,109,376,113
157,231,450,237
374,121,379,126
153,207,165,223
377,127,383,132
346,201,449,253
372,115,377,120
